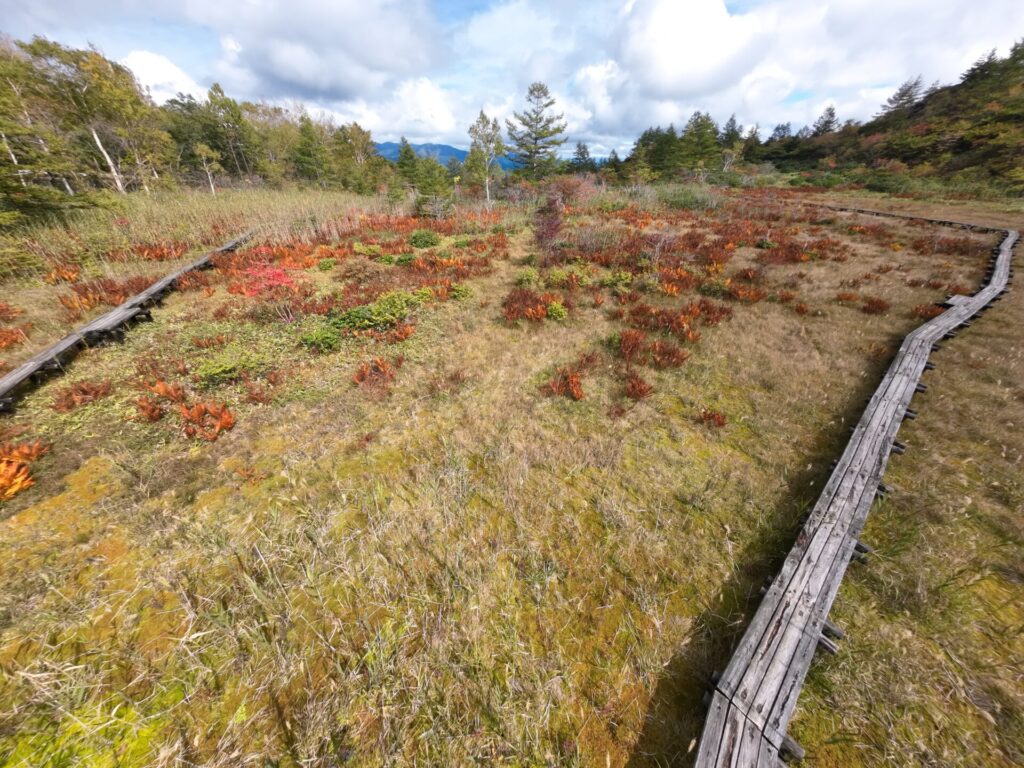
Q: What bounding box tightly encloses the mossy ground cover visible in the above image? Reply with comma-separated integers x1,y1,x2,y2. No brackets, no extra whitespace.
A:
0,187,1014,766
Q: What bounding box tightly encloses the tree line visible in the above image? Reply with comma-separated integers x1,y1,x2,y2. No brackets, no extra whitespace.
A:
3,35,1022,226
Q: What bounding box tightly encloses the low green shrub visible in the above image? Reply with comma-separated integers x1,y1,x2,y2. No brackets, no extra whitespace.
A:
409,229,441,248
317,257,337,271
331,290,424,330
299,324,342,353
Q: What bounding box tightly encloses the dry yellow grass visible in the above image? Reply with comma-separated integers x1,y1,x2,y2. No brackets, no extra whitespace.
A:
0,188,1014,767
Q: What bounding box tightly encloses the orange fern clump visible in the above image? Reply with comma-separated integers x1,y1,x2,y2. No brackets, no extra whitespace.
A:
699,408,727,428
385,322,416,343
912,304,945,320
0,302,24,323
145,379,186,403
0,326,30,350
542,351,599,401
0,439,50,501
53,379,112,412
133,395,166,422
835,291,860,304
618,329,648,367
0,460,34,500
794,302,810,315
353,356,404,393
0,439,50,464
647,340,689,368
624,372,653,400
192,334,230,348
179,402,236,441
776,290,796,304
860,296,890,315
44,263,80,284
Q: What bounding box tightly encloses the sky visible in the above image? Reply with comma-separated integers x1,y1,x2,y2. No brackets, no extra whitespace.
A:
3,0,1023,155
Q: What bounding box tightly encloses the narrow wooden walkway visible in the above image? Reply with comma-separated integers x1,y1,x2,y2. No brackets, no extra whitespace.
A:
0,233,250,411
695,211,1018,767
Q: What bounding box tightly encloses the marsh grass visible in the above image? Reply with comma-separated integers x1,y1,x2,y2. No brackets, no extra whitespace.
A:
0,189,1010,767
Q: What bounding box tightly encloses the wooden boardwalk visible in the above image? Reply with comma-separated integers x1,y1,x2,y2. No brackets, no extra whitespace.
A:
0,233,250,411
695,211,1018,767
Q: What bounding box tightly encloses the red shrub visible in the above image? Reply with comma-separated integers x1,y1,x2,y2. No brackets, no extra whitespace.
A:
699,408,727,428
502,288,557,322
624,372,653,400
860,296,890,315
912,304,945,320
542,351,599,401
354,356,404,393
53,380,111,412
0,302,23,323
618,329,648,367
179,402,236,441
134,396,166,422
647,340,689,368
794,302,810,316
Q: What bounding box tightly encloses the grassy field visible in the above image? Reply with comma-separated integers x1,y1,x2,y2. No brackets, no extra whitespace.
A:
0,185,1018,766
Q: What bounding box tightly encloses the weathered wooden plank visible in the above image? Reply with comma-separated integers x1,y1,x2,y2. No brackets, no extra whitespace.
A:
0,232,249,408
694,216,1017,767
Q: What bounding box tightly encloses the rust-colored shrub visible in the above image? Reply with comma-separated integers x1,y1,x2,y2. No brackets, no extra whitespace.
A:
179,402,236,441
647,340,690,368
0,302,23,323
861,296,890,315
502,288,558,322
912,304,945,320
44,263,81,284
192,334,230,348
776,290,796,304
618,329,648,367
133,396,166,422
53,380,112,412
542,351,599,401
794,302,810,315
0,326,30,349
699,408,727,428
835,291,860,303
0,439,50,500
145,379,187,403
624,372,653,400
353,356,404,392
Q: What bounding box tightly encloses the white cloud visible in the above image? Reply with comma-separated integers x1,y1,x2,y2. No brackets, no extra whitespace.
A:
9,0,1024,152
120,50,204,103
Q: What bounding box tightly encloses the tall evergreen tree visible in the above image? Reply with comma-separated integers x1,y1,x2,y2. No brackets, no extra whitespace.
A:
571,141,596,173
678,112,721,169
812,105,839,136
505,82,567,180
396,137,419,185
720,114,743,147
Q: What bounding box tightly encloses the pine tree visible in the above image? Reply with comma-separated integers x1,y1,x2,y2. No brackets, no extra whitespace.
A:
880,76,924,115
812,105,839,136
571,141,596,173
396,137,418,185
678,112,721,169
720,114,743,147
505,82,567,180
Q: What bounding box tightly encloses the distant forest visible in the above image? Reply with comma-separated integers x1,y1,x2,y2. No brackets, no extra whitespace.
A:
2,35,1022,226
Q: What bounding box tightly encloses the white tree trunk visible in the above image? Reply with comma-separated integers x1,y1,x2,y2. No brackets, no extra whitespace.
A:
202,159,216,195
1,132,27,188
91,126,126,194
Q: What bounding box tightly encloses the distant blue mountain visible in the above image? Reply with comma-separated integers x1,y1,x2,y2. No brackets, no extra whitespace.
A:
375,142,517,170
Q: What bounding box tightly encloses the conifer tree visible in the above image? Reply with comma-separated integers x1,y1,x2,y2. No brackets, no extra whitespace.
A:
505,82,567,180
